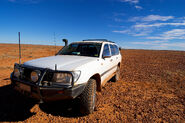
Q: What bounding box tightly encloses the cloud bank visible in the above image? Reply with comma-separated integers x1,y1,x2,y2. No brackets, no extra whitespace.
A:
113,14,185,50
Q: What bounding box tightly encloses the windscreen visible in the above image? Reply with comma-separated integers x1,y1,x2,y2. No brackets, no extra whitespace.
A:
57,43,102,57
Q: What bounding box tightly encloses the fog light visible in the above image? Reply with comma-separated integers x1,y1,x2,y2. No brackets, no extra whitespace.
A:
31,70,40,82
14,68,20,78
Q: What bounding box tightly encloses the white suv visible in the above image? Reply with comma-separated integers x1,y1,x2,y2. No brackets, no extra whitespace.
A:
10,39,122,114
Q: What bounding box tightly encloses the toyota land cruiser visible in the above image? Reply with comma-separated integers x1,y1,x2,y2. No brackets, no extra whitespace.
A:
10,39,122,114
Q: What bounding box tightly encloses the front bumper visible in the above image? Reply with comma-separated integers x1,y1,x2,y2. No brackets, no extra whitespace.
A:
10,73,86,102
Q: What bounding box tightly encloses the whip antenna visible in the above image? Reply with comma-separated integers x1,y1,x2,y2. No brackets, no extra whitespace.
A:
54,32,56,54
18,32,21,64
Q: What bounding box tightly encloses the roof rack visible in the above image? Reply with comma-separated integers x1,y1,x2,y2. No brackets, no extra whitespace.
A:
82,39,115,43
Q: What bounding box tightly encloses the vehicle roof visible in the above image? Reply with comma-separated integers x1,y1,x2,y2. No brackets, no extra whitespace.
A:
72,39,116,44
83,39,115,43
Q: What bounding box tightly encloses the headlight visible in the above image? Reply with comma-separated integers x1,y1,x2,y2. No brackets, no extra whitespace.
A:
31,70,40,82
52,73,73,85
14,68,20,78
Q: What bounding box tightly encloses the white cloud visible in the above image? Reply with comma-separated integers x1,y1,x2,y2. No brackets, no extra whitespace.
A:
164,29,185,36
147,29,185,40
134,22,185,29
146,36,171,40
114,18,123,22
132,40,167,45
113,30,130,34
132,30,151,36
131,40,185,50
113,30,151,36
162,29,185,39
135,5,142,9
161,42,185,48
119,0,142,10
143,15,174,21
114,15,185,38
113,26,153,36
113,22,155,36
129,15,174,22
120,0,139,4
112,13,185,50
151,42,185,49
113,15,185,50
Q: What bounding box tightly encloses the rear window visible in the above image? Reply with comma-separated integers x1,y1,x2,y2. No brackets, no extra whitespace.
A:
110,44,115,56
114,45,119,55
110,44,119,56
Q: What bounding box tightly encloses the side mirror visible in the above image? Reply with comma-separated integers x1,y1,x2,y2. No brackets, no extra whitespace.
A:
102,55,111,59
119,47,122,51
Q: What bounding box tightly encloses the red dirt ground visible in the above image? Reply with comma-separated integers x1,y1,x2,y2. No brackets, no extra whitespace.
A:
0,44,184,122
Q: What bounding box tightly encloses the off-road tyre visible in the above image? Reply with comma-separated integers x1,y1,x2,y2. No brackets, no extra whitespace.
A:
79,79,96,115
112,66,120,82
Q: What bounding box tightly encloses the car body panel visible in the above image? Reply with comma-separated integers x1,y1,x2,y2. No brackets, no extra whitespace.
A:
24,55,97,71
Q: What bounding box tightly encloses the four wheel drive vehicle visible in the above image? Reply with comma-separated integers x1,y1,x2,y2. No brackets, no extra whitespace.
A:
10,39,122,114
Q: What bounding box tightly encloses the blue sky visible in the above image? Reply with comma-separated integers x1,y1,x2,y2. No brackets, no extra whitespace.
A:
0,0,185,50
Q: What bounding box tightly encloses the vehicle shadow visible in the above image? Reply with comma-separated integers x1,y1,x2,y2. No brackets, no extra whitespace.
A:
0,84,37,122
39,98,86,118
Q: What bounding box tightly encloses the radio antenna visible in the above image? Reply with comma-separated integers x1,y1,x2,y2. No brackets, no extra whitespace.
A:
54,32,56,54
18,32,21,64
55,64,57,71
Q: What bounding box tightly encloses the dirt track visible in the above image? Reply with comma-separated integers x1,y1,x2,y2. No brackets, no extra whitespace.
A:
0,44,184,122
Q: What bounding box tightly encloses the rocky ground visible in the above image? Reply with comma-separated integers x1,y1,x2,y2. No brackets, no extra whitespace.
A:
0,44,184,122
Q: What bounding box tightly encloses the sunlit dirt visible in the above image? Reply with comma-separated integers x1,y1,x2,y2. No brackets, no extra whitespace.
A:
0,44,184,122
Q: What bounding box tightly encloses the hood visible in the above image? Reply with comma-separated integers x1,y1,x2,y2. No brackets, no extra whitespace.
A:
23,55,97,71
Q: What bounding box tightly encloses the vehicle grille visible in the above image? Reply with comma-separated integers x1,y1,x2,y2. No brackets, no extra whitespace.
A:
43,72,53,82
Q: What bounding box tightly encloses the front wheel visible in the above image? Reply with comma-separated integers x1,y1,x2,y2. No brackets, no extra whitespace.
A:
79,79,97,115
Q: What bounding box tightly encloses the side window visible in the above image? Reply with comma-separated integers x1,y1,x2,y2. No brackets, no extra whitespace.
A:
114,45,119,55
102,44,110,56
110,44,116,56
